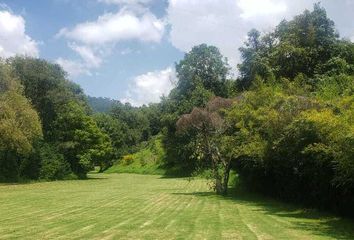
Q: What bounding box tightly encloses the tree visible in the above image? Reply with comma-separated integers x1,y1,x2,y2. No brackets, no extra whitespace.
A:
94,113,129,159
52,102,113,178
0,63,42,181
159,44,231,175
37,142,70,180
176,97,234,194
6,57,113,179
237,29,274,89
110,102,151,145
9,57,89,137
175,44,230,99
237,4,353,89
161,84,215,174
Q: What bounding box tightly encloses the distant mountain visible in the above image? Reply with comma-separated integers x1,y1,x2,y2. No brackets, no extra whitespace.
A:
87,96,120,113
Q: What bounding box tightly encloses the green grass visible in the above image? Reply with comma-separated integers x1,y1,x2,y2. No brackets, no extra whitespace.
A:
0,174,354,239
105,163,165,175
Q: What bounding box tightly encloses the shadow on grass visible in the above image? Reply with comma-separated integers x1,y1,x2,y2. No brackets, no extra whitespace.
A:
159,175,188,179
0,175,107,186
80,176,108,181
172,189,354,239
159,167,193,179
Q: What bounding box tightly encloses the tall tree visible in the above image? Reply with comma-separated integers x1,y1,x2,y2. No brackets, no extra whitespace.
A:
175,44,230,99
177,97,234,194
237,4,352,89
0,63,42,181
9,57,89,137
52,102,113,178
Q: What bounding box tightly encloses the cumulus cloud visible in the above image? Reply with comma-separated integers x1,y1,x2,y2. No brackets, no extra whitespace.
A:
121,67,176,106
0,10,39,58
56,6,165,77
237,0,287,19
57,8,165,45
98,0,152,5
69,43,102,68
55,58,90,78
56,43,106,78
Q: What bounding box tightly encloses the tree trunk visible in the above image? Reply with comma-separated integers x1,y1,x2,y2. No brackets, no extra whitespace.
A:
215,177,223,194
221,163,231,195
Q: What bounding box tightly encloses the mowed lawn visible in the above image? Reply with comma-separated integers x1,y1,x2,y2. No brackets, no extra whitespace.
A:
1,174,354,240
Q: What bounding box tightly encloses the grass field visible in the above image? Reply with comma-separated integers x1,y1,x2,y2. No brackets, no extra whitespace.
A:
0,174,354,239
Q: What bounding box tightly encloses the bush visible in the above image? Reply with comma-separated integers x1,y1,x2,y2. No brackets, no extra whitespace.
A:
105,135,167,175
121,155,134,165
224,83,354,214
39,143,71,180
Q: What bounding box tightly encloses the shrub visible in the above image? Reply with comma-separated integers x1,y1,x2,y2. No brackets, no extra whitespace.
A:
39,143,71,180
121,154,134,165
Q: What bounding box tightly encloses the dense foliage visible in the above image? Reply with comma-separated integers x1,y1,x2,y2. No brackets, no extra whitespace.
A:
0,58,113,180
0,63,42,181
223,4,354,214
237,4,353,89
157,4,354,215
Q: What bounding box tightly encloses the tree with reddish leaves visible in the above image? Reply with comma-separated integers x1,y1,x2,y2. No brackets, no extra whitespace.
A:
176,97,235,195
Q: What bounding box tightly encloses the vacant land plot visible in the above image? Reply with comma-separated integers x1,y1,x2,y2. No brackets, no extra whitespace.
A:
0,174,353,239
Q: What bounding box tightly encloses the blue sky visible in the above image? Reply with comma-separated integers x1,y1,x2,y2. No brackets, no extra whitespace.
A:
0,0,353,105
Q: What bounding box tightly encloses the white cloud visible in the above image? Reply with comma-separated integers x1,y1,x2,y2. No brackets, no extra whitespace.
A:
168,0,243,69
98,0,152,5
69,43,102,68
57,8,165,45
56,43,106,78
121,67,176,106
56,6,165,77
237,0,287,19
167,0,321,71
0,10,39,58
55,58,90,78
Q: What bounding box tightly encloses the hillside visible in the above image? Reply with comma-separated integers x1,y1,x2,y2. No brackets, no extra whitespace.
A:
87,96,121,113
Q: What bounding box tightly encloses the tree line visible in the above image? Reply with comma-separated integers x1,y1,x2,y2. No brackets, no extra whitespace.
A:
0,58,114,180
159,4,354,215
0,4,353,215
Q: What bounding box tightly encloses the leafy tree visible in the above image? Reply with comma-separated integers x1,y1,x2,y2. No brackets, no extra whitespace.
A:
0,63,42,181
177,97,234,194
4,57,114,178
52,102,113,178
222,78,354,213
110,102,151,144
237,4,354,89
237,29,274,89
175,44,230,99
161,84,215,174
159,44,231,174
94,113,129,159
9,57,89,137
37,142,70,180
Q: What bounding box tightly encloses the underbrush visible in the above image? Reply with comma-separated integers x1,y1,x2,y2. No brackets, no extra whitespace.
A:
105,135,166,175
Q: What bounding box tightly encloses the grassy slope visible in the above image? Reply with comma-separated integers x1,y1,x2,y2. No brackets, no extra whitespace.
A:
0,174,354,239
106,135,166,175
